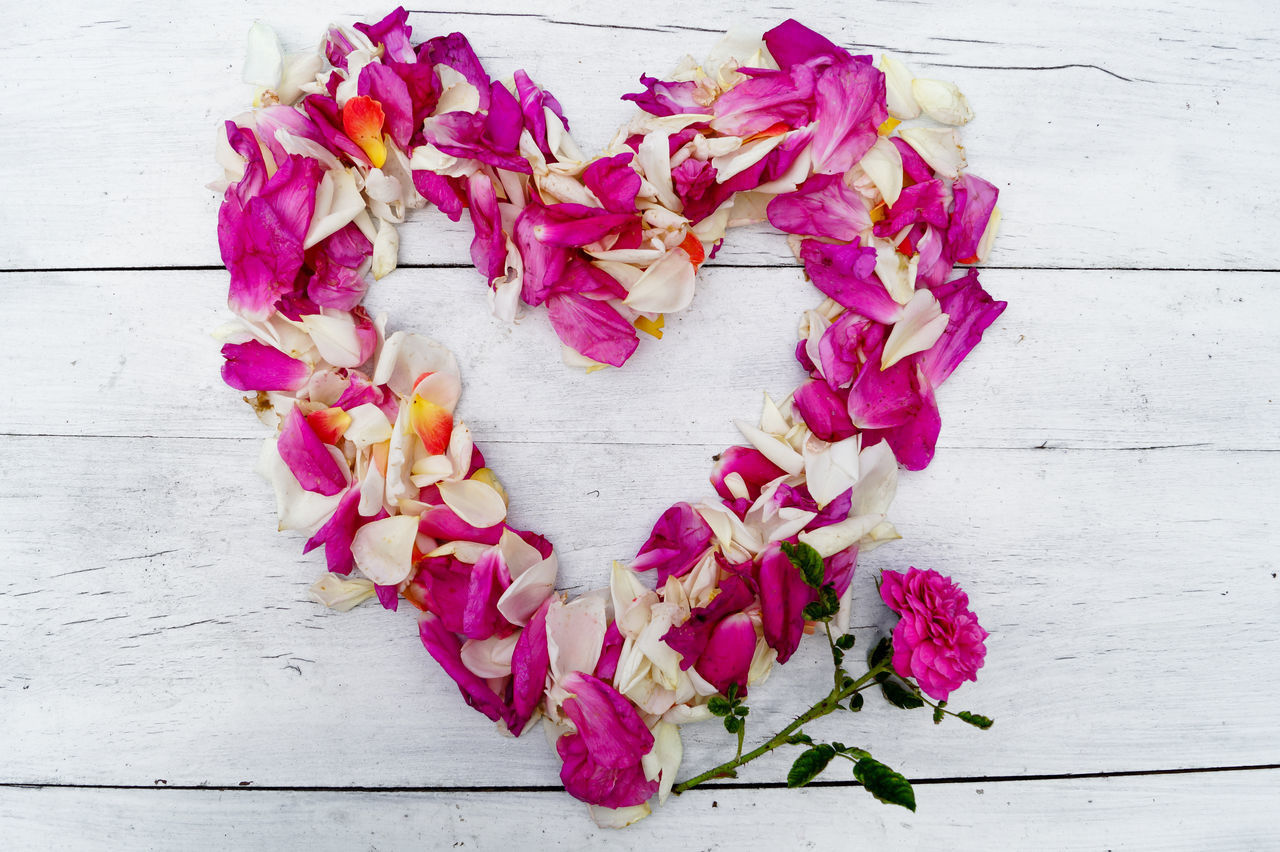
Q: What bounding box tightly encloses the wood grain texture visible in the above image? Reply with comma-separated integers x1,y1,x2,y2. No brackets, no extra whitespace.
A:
2,435,1277,786
4,770,1279,850
2,268,1276,449
2,0,1278,843
1,1,1277,270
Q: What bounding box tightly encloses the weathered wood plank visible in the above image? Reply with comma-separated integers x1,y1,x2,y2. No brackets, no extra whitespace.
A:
1,435,1276,786
3,770,1278,850
2,268,1276,449
0,1,1275,270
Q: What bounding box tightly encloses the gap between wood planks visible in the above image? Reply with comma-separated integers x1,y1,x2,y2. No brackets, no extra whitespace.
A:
4,763,1278,794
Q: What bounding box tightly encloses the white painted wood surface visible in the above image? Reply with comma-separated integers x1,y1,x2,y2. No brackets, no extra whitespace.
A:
2,0,1279,848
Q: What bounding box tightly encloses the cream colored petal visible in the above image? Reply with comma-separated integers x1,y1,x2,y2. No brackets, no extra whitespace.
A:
899,126,967,179
351,514,419,585
437,479,507,527
798,513,885,558
344,403,393,447
371,217,399,280
877,54,920,120
308,573,376,612
912,78,974,125
881,289,949,369
496,556,557,626
304,168,366,249
546,592,608,683
859,136,904,207
623,248,696,313
460,633,520,679
373,331,459,398
734,420,804,474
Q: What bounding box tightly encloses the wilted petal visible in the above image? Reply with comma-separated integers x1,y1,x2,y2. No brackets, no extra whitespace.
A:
912,78,974,125
847,355,923,430
308,572,375,611
767,173,870,242
946,175,1000,264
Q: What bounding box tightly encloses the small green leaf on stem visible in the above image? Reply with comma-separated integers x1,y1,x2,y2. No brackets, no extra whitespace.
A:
835,634,856,651
867,636,892,670
786,733,814,746
880,679,924,710
932,704,945,724
724,715,743,734
732,705,749,717
848,693,865,712
787,745,836,788
707,696,732,717
852,757,916,811
781,541,825,589
957,711,995,730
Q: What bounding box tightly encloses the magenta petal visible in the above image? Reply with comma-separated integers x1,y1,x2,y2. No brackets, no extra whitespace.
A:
800,239,899,323
710,445,786,501
545,292,639,367
551,255,629,300
710,64,817,136
419,614,510,723
890,136,935,183
921,269,1007,388
671,157,718,212
302,95,371,167
410,555,471,632
466,172,505,283
277,406,347,496
695,613,757,695
374,583,400,611
354,6,415,63
357,62,415,147
847,355,923,430
556,731,658,809
817,311,883,390
947,174,1000,263
873,179,950,238
631,502,714,584
621,74,705,117
462,548,512,640
583,152,641,214
384,57,441,132
763,19,851,71
513,69,569,157
412,170,467,222
485,79,525,152
792,378,857,441
808,489,854,532
302,486,362,574
867,372,942,471
510,598,552,731
825,546,858,597
810,59,887,175
758,541,815,664
767,173,870,241
419,33,491,111
561,673,655,769
661,574,755,670
418,506,505,545
220,340,310,392
594,621,625,682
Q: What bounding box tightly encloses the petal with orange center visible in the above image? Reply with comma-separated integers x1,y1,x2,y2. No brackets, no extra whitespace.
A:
342,95,388,168
410,394,453,455
305,406,352,444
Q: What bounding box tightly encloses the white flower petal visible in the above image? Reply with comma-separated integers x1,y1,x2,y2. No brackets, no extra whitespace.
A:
546,593,608,683
589,804,651,829
304,167,365,250
460,633,520,679
351,515,419,585
858,136,904,207
437,479,507,527
308,573,376,612
734,420,804,474
912,78,974,125
877,54,920,120
642,721,683,805
898,126,967,179
881,289,949,369
344,403,393,447
497,554,557,626
373,331,459,398
243,22,283,88
798,513,885,558
623,248,696,313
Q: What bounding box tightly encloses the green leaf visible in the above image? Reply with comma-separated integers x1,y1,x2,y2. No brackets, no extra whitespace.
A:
932,705,945,725
786,733,814,746
732,705,749,717
880,679,924,710
724,715,743,734
707,696,732,717
781,541,825,589
832,648,845,666
835,634,857,651
853,758,916,811
848,693,865,712
867,636,892,670
727,683,740,702
802,601,827,621
957,711,995,730
787,745,836,788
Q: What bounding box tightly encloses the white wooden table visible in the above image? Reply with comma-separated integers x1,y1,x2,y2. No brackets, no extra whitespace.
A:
3,1,1278,848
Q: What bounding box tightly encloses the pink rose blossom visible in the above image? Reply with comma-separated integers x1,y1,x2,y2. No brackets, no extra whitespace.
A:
879,568,988,702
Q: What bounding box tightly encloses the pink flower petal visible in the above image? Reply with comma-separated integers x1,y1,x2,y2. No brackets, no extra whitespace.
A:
278,406,348,496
